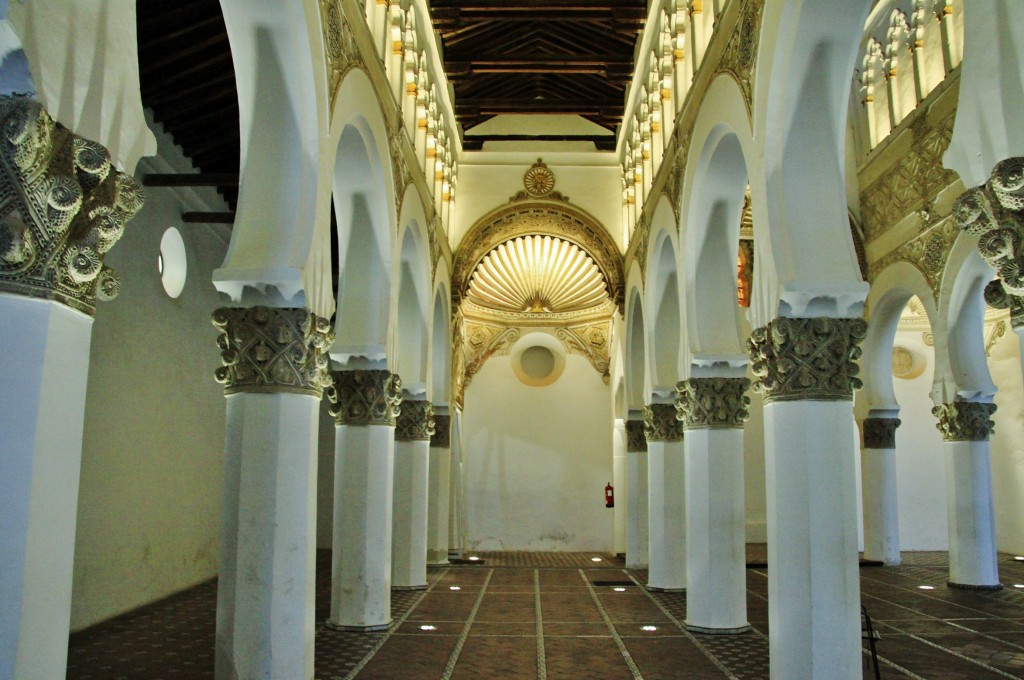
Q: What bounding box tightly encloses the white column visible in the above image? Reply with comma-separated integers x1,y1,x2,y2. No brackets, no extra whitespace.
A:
392,399,433,589
327,369,402,631
428,412,452,565
1,295,93,680
212,307,333,680
625,418,649,569
750,317,864,680
861,415,902,566
934,401,1001,588
677,377,750,633
611,419,628,556
645,403,685,592
450,408,466,556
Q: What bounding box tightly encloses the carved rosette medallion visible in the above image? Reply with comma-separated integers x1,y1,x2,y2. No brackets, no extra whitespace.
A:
932,401,997,442
643,404,683,443
747,317,868,404
675,378,751,430
327,370,403,427
396,400,435,442
0,95,144,315
984,279,1024,328
862,417,902,449
211,307,334,396
625,419,647,452
431,414,451,447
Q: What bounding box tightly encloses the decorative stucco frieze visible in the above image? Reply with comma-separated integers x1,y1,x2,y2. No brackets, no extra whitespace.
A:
319,0,363,112
747,317,868,404
211,306,334,396
643,403,684,442
396,400,435,441
932,400,997,442
431,414,451,447
626,419,647,452
0,95,143,315
862,417,901,449
328,369,403,427
555,323,611,384
716,0,763,105
867,215,959,295
675,377,751,430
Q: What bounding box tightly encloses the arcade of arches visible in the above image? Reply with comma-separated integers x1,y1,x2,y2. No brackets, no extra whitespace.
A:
2,1,1024,679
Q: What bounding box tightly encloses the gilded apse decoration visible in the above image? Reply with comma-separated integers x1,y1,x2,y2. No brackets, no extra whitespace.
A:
747,317,868,404
211,306,334,396
556,324,611,383
932,400,997,442
0,96,143,315
462,322,520,391
328,369,403,426
675,377,751,430
319,0,362,111
395,400,435,441
625,419,647,452
862,417,901,449
643,403,684,442
431,414,451,447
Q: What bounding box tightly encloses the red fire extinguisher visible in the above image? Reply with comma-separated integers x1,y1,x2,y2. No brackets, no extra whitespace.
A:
604,482,614,508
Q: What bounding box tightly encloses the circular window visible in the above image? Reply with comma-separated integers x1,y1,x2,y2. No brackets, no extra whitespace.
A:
159,227,187,298
520,345,556,380
510,333,566,386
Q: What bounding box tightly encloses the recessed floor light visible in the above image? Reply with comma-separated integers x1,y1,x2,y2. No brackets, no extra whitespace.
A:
420,625,437,631
641,625,658,631
613,587,627,592
1015,556,1024,562
449,586,461,591
591,557,602,562
918,585,935,590
468,556,480,561
1014,584,1024,589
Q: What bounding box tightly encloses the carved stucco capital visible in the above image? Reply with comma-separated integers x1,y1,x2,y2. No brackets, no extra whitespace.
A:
328,370,403,427
211,306,334,396
984,278,1024,329
747,317,867,404
862,417,902,449
625,419,647,452
932,401,997,442
675,377,751,430
396,400,435,442
0,95,144,315
431,414,451,447
643,403,683,443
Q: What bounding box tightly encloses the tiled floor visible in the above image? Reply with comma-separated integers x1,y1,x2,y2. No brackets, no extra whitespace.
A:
66,549,1024,679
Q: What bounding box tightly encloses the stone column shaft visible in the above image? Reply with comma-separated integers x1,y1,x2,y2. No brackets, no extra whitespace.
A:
611,419,628,556
861,416,902,566
428,414,452,565
625,418,649,569
644,403,685,592
328,369,402,631
677,377,751,633
393,399,434,590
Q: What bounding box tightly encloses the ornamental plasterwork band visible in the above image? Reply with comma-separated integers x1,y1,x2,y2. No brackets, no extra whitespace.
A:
747,317,868,404
932,401,997,442
954,157,1024,328
643,403,684,443
319,0,362,112
327,369,403,427
675,378,751,430
396,400,435,442
862,417,902,449
431,414,451,447
212,307,334,397
0,95,144,315
625,419,647,452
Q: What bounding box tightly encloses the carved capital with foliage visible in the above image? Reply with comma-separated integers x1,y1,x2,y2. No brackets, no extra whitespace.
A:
675,378,751,430
396,400,435,442
984,278,1024,329
862,417,901,449
932,401,997,442
643,403,683,443
0,95,144,315
625,419,647,452
431,414,451,447
328,370,403,427
747,317,867,404
211,306,334,396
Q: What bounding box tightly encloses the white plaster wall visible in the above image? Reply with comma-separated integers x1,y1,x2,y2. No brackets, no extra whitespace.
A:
462,354,613,551
988,326,1024,555
71,117,231,630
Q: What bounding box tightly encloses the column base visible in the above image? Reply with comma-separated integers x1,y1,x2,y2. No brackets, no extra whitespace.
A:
428,560,450,567
392,584,428,591
684,622,751,635
646,585,685,593
948,581,1003,591
325,620,393,633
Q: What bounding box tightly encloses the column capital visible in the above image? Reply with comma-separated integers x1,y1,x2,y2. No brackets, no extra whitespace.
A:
747,316,867,404
643,403,683,442
675,377,751,430
932,401,997,442
0,95,143,315
396,400,435,442
625,419,647,452
328,369,402,426
862,417,902,449
211,306,333,397
431,414,451,447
